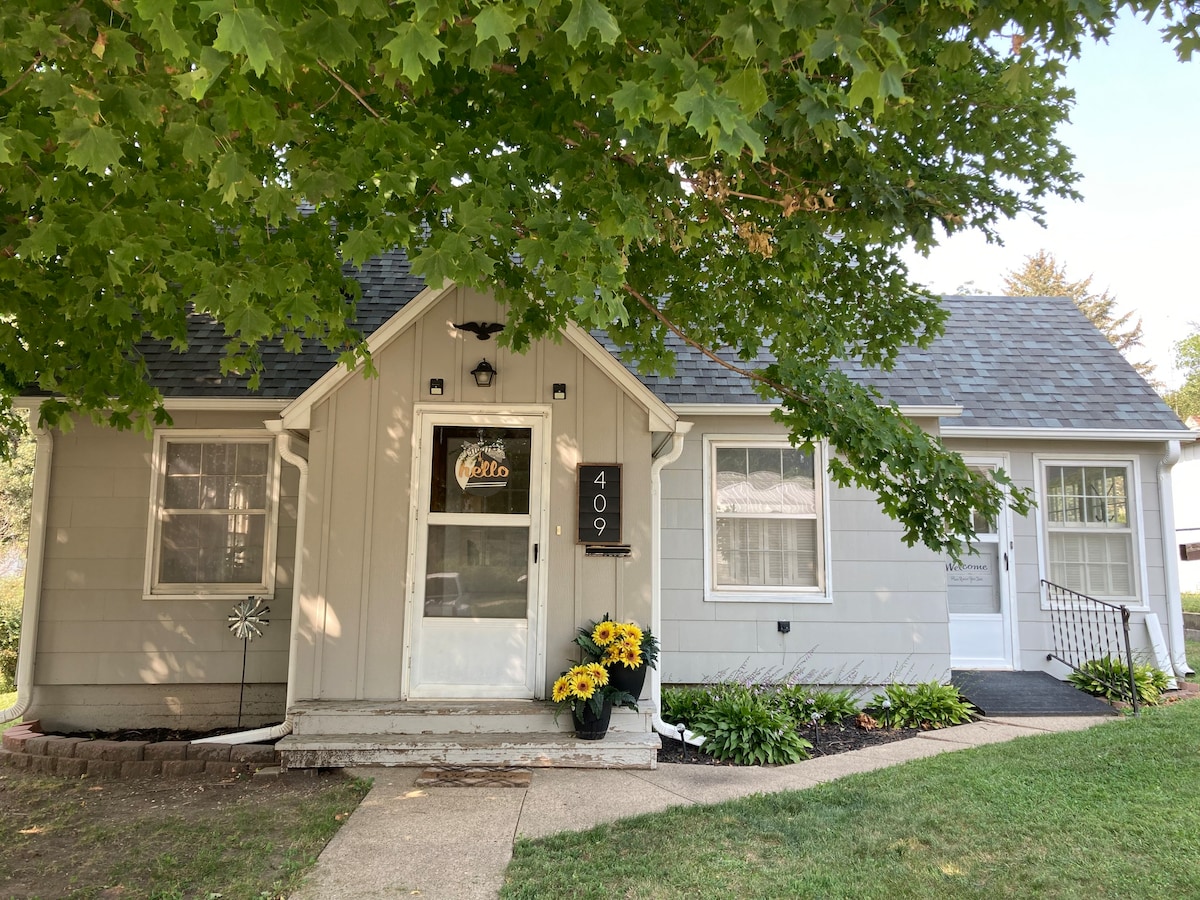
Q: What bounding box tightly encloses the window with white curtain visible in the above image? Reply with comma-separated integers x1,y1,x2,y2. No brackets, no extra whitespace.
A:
1042,462,1137,600
145,434,277,597
707,439,825,596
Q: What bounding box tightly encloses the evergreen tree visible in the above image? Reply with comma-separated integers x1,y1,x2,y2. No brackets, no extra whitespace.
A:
1003,251,1154,380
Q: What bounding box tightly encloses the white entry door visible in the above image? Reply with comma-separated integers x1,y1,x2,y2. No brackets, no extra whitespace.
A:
406,409,549,699
948,459,1016,669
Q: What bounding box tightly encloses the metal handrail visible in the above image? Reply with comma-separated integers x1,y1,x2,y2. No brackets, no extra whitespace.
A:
1042,579,1139,715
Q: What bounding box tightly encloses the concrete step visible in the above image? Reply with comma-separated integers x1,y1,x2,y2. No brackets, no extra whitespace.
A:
288,699,652,735
277,730,660,770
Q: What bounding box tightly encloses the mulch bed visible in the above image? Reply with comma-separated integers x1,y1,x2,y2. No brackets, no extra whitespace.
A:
657,716,921,766
59,727,280,745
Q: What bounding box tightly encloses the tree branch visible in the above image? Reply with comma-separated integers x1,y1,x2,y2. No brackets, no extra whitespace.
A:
316,60,382,120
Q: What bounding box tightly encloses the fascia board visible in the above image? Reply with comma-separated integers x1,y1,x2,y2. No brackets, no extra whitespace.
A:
940,425,1197,442
280,281,457,430
563,323,679,432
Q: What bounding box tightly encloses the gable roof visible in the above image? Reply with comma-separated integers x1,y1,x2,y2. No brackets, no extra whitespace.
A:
134,252,1188,436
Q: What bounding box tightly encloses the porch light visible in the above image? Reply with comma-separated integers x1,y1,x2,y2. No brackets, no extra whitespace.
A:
471,359,496,388
552,383,567,400
429,378,444,396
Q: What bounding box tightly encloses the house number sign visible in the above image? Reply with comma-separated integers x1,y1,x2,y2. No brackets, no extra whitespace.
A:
577,464,622,543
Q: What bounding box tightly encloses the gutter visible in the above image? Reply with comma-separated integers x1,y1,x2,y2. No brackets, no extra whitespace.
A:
1,426,53,724
648,422,705,747
194,424,310,745
1158,440,1193,677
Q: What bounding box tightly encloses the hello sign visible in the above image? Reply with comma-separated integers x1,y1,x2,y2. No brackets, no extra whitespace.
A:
455,439,510,496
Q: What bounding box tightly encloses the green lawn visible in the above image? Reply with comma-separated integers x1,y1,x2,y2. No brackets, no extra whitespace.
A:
1182,592,1200,614
0,689,17,733
503,699,1200,900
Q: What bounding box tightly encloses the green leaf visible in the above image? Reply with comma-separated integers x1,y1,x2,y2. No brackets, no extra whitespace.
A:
0,128,14,165
63,123,124,174
383,21,446,81
474,5,517,48
610,80,658,123
560,0,621,48
724,68,768,116
202,3,284,77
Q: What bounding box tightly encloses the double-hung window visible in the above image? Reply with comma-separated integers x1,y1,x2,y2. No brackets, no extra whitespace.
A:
1042,462,1137,600
706,438,826,598
145,433,278,598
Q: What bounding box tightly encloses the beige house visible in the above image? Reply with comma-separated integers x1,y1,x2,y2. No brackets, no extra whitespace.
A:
5,254,1193,767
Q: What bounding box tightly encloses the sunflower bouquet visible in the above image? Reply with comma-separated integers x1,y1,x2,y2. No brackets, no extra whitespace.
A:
551,661,636,721
574,614,660,671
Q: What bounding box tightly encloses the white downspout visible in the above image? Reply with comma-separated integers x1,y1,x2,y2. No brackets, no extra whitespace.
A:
1,424,53,724
194,424,309,744
649,422,705,746
1158,439,1193,677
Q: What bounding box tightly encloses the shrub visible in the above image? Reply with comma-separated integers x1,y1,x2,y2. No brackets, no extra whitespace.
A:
661,685,712,727
773,685,860,725
1068,657,1170,706
691,684,812,766
867,681,975,729
0,588,20,693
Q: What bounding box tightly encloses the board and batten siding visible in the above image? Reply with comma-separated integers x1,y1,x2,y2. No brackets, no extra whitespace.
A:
943,438,1177,673
31,412,296,731
291,286,656,701
660,415,950,686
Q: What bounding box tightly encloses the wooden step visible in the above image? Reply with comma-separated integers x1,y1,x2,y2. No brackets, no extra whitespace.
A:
287,699,653,736
277,730,660,770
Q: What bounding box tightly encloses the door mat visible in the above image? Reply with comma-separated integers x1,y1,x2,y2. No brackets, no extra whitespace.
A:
951,669,1117,716
414,766,532,787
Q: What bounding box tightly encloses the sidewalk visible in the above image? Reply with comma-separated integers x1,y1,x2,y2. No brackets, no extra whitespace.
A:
289,715,1112,900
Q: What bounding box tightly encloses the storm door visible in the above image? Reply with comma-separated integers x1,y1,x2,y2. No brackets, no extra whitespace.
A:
948,459,1016,669
407,410,548,698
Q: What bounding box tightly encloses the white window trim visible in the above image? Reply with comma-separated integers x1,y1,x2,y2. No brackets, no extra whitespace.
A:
702,434,832,604
1034,454,1148,611
143,430,281,600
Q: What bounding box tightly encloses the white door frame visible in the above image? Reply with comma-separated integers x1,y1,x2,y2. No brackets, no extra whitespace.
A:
948,454,1019,669
401,404,552,699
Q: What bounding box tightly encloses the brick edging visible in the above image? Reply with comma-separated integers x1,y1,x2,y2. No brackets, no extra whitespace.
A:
1,722,280,778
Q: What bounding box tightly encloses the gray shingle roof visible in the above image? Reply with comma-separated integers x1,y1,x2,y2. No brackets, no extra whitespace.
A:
139,252,1187,434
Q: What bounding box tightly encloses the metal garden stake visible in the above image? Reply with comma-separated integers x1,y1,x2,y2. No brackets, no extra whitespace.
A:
228,597,270,727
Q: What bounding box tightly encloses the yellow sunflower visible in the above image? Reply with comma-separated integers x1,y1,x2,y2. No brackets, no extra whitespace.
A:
585,663,609,686
604,643,623,664
618,643,643,668
592,620,618,646
570,672,596,699
552,677,570,703
621,623,643,647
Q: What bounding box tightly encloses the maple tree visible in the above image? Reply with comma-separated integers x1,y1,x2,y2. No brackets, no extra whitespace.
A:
1165,328,1200,422
1,1,1197,554
1003,250,1154,380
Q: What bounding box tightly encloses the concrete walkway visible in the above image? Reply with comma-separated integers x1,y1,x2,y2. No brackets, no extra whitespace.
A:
289,715,1112,900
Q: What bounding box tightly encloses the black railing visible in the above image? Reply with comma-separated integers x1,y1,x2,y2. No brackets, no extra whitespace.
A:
1042,579,1139,715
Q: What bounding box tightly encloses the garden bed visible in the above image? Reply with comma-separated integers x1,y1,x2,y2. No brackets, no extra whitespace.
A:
657,716,921,765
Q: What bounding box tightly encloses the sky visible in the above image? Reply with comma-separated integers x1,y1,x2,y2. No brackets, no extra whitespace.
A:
902,13,1200,390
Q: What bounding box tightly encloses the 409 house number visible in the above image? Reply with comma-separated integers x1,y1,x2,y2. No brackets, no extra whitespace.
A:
577,464,622,543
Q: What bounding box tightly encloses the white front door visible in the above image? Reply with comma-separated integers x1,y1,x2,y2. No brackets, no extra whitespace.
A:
948,459,1016,669
406,409,549,699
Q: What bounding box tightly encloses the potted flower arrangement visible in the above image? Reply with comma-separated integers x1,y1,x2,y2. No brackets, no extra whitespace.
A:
551,662,636,740
574,614,659,700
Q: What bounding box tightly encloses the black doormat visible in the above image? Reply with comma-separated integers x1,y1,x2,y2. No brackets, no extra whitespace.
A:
951,669,1118,717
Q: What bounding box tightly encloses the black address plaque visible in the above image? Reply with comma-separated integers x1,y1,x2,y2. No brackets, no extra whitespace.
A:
577,464,622,543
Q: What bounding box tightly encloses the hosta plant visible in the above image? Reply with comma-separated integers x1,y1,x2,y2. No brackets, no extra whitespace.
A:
691,685,812,766
867,682,975,730
773,686,860,725
1067,657,1170,706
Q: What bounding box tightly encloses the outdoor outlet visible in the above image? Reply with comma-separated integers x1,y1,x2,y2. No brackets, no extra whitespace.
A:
777,621,791,634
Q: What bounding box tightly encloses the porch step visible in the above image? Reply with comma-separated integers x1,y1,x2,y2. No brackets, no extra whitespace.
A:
276,731,660,770
287,699,652,736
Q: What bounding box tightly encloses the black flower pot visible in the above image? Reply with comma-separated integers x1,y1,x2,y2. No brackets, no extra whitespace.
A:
607,662,647,699
572,699,613,740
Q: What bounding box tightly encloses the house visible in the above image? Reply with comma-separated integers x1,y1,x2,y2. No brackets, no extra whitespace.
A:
4,253,1193,767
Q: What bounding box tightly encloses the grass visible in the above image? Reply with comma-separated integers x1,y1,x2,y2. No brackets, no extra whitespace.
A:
0,689,16,733
503,699,1200,900
1182,591,1200,614
0,770,371,899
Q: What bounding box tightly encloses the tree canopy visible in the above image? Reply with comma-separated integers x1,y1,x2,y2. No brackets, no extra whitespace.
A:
2,1,1197,555
1003,249,1154,380
1165,327,1200,422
